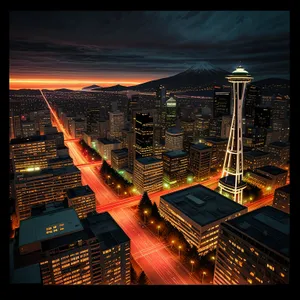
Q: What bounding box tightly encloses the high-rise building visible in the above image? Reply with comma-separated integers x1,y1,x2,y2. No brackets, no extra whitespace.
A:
96,138,122,161
165,97,177,129
189,143,212,180
273,184,290,214
165,128,184,151
9,99,22,140
13,206,131,285
86,106,101,134
98,119,109,139
268,141,290,168
111,148,129,171
70,118,87,139
11,135,57,173
162,150,188,188
135,113,153,159
21,120,36,137
124,130,134,171
254,107,271,129
133,157,163,194
203,137,227,171
271,95,288,120
156,85,166,111
127,94,139,124
219,66,253,204
209,118,222,137
243,150,270,170
15,165,82,221
244,85,261,119
66,185,96,219
180,119,195,151
213,206,289,285
194,115,210,138
159,184,247,255
29,110,52,135
213,91,231,118
47,154,74,169
109,111,124,139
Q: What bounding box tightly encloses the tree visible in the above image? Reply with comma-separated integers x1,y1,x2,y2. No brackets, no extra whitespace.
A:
100,160,110,175
138,192,152,217
130,265,137,284
151,202,161,221
137,271,148,285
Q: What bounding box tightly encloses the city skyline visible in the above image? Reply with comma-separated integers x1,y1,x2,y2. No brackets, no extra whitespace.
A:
10,11,289,90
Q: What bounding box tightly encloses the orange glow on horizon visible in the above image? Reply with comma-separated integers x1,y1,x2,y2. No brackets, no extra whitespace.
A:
9,77,148,90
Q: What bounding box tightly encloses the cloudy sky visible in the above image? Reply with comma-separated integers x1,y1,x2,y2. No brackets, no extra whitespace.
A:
9,11,290,89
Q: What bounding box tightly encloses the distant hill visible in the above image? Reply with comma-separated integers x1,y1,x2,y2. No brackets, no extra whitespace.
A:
82,84,101,90
99,84,128,91
54,88,74,92
9,89,40,95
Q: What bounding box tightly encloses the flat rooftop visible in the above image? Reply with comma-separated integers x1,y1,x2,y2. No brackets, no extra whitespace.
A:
204,137,227,143
137,156,162,165
244,150,269,158
269,141,289,148
11,135,47,145
257,165,287,176
226,206,289,257
15,165,80,183
12,264,41,284
163,150,188,158
98,138,121,145
112,148,128,155
166,127,183,134
190,143,211,151
161,184,246,227
275,184,290,194
82,212,130,250
19,208,83,247
47,155,73,163
66,185,94,199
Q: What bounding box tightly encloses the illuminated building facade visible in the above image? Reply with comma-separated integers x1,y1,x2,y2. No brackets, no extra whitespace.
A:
189,143,212,180
135,112,154,159
11,135,57,173
153,142,165,159
44,131,64,148
29,110,52,135
244,165,287,195
111,148,128,171
165,128,183,151
219,66,253,204
180,119,195,151
66,185,96,219
86,106,101,134
127,94,139,124
47,155,74,169
209,117,222,137
21,120,37,137
268,141,290,168
70,118,87,139
165,97,177,129
9,99,22,140
133,157,163,194
195,115,210,138
96,138,122,161
109,111,124,139
213,206,289,285
162,150,188,188
213,91,231,118
159,185,247,255
273,184,290,214
203,137,227,171
15,165,82,221
13,207,131,285
244,85,261,119
243,150,270,171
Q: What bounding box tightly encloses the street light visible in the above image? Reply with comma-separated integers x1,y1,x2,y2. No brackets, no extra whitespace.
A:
190,260,195,273
171,240,175,248
202,271,207,283
117,184,121,195
178,245,182,258
150,220,154,224
107,175,111,184
211,256,215,261
157,225,161,236
143,210,148,223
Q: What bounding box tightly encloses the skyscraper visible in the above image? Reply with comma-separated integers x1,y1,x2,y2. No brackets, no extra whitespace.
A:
9,99,22,140
127,94,139,124
156,85,166,110
109,111,124,139
135,112,153,159
87,106,101,134
213,91,231,118
218,66,253,204
165,97,177,129
244,85,261,119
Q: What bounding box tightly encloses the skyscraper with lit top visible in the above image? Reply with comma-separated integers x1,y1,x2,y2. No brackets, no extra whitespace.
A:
218,66,253,204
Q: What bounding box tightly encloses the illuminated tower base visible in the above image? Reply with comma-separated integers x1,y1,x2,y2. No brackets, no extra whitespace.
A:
218,66,253,204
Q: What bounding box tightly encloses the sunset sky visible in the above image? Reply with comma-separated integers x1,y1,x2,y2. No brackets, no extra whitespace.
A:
9,11,290,90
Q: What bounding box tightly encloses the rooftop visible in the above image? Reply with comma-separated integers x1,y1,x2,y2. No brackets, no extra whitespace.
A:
66,185,94,199
191,143,211,151
166,127,183,135
19,208,83,247
97,138,121,145
47,155,73,164
244,150,269,158
204,137,227,143
226,206,289,257
269,141,289,148
111,148,128,155
137,156,162,165
11,135,47,145
161,184,246,227
257,165,287,176
12,264,41,284
275,184,290,195
163,150,188,158
82,212,130,250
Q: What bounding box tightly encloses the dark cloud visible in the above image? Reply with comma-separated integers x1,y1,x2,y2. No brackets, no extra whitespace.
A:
9,11,290,81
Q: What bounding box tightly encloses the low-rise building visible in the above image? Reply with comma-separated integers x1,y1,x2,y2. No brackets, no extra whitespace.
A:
273,184,290,214
111,148,128,171
244,150,270,171
96,138,122,161
268,141,289,168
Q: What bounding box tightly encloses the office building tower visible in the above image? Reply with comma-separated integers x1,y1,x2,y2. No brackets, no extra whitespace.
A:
135,113,153,159
127,94,139,124
133,157,163,194
219,66,253,204
111,148,129,171
213,91,231,118
125,130,134,171
30,110,52,135
15,165,82,221
243,150,270,171
180,119,195,151
165,128,184,151
244,165,287,195
46,131,64,148
159,184,247,255
213,206,289,285
254,107,271,129
47,154,74,169
162,150,188,188
9,99,22,140
44,125,58,135
70,118,86,139
268,141,290,168
273,184,290,214
194,115,210,138
21,120,36,137
97,119,109,139
156,85,166,111
109,111,124,139
209,118,222,137
13,207,130,285
11,135,57,173
153,142,165,160
66,185,96,219
96,138,122,161
271,95,288,121
87,106,101,134
203,137,227,171
189,143,212,180
244,85,261,118
165,97,177,129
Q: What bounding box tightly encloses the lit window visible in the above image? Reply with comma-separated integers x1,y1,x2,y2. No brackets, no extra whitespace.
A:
267,264,275,271
280,273,285,278
247,278,253,284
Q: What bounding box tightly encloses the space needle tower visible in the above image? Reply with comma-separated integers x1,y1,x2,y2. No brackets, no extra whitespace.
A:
218,66,253,204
